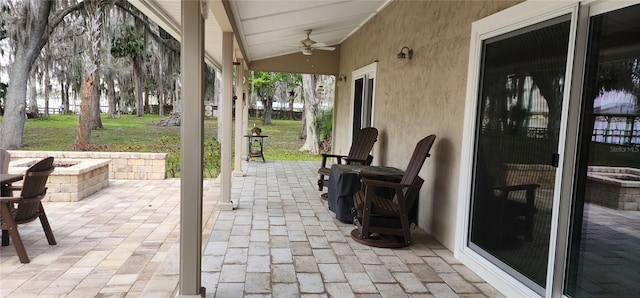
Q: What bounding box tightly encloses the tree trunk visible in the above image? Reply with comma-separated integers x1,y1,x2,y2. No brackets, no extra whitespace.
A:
44,74,51,117
0,58,30,149
300,74,319,153
133,58,144,116
159,81,165,116
174,73,181,114
60,81,67,114
264,96,273,125
289,97,295,120
90,84,103,129
300,107,307,139
64,79,70,113
107,71,116,118
144,88,150,113
29,70,38,116
74,77,94,150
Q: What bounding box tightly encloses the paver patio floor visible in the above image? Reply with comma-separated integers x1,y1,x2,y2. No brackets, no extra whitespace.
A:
0,161,502,297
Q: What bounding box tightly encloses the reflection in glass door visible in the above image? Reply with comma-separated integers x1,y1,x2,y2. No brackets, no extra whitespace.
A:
565,4,640,297
351,63,376,139
468,17,571,293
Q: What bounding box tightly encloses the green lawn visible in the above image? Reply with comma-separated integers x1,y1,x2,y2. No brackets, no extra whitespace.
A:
18,114,183,151
0,114,320,177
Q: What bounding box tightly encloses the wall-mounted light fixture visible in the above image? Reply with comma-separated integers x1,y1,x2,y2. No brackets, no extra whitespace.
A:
337,75,347,82
397,46,413,60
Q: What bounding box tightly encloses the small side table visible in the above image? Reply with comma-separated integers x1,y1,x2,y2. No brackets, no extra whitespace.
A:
245,135,268,162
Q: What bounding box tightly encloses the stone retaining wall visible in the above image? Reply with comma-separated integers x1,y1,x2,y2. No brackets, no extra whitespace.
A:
9,158,110,202
586,167,640,211
504,163,556,190
7,151,167,180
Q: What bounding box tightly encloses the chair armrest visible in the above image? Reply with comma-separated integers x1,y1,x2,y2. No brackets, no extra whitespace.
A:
360,178,414,190
320,153,348,167
343,158,369,164
495,184,539,192
358,171,403,182
0,196,23,203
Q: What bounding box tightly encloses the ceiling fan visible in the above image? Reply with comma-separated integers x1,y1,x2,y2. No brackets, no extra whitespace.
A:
298,29,335,56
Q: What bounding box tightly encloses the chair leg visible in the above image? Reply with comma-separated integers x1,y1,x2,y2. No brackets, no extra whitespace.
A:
38,203,56,245
399,212,412,245
1,203,29,263
2,229,8,246
360,190,374,240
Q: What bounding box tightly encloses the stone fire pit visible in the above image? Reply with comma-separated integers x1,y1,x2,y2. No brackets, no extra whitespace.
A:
8,158,110,202
586,166,640,210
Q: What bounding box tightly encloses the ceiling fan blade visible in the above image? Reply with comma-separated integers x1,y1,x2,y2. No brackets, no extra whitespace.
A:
315,46,335,51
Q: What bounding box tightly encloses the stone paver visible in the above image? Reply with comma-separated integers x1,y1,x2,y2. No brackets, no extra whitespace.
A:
0,178,218,297
200,160,502,296
0,160,503,297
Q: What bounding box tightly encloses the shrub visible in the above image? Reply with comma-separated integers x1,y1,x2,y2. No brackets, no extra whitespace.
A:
154,135,221,178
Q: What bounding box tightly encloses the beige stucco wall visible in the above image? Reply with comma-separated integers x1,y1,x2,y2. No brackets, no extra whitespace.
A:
334,0,520,249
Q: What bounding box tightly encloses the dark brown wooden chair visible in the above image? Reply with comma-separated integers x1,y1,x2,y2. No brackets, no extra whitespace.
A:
351,134,436,248
0,157,56,263
318,127,378,192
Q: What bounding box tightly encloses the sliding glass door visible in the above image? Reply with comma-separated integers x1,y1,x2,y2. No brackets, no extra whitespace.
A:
565,3,640,297
462,1,640,296
468,16,572,294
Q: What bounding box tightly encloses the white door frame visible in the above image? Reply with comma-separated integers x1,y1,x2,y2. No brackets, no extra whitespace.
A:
454,1,580,297
456,0,640,296
350,62,378,143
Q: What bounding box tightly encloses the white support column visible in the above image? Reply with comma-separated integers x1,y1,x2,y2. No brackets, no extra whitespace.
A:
243,73,250,159
233,59,245,176
178,0,204,296
219,31,234,210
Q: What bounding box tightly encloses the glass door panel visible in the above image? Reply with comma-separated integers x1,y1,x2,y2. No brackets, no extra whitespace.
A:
565,4,640,297
468,16,571,293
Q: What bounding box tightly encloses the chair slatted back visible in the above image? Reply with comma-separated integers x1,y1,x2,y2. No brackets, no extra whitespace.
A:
399,135,436,187
402,176,425,217
15,157,55,223
347,127,378,162
0,149,10,174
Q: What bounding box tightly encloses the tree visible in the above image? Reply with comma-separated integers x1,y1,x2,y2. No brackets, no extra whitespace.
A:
250,71,278,125
0,0,86,149
249,71,302,124
300,74,320,154
74,0,104,150
111,25,144,116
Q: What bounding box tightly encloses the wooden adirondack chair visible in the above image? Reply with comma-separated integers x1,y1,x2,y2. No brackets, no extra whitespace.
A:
351,134,436,248
0,157,56,263
317,127,378,192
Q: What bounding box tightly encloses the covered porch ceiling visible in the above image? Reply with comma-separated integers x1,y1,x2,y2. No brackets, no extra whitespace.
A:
128,0,390,74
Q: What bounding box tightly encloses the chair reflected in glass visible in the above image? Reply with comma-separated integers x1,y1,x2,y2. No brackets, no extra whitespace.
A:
0,157,56,263
471,151,539,250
